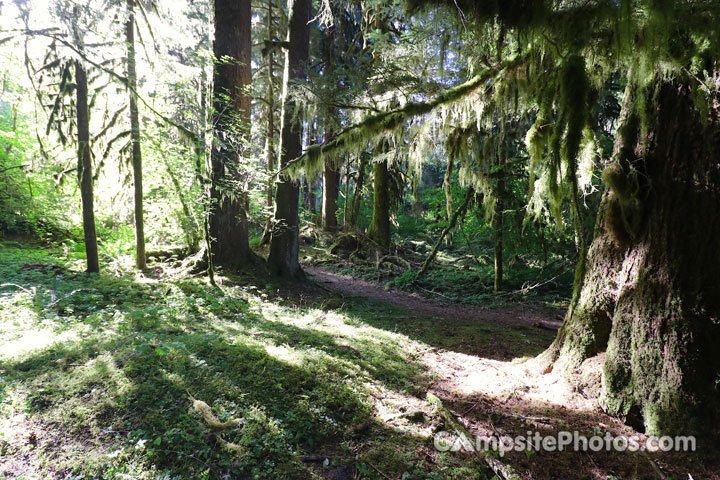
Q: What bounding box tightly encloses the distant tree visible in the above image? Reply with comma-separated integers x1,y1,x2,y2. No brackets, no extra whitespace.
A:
74,58,100,273
125,0,145,270
320,26,340,232
366,143,391,248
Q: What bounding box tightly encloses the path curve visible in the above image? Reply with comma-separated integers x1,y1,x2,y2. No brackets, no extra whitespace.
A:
304,266,563,329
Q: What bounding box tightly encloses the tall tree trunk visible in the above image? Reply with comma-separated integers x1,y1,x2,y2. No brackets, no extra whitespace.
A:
320,25,340,232
545,75,720,435
268,0,311,279
209,0,254,267
125,0,146,270
349,153,368,227
75,60,99,273
261,0,276,246
367,155,390,248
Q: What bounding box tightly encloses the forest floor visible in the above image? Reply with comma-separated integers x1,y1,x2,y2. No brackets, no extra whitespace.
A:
0,241,717,480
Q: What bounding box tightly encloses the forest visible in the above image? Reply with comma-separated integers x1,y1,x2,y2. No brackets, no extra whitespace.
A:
1,0,719,478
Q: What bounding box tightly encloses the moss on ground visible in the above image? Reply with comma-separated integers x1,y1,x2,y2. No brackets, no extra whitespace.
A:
0,242,501,479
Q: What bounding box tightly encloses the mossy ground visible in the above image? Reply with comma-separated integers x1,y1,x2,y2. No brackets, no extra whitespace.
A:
0,242,499,479
2,242,714,479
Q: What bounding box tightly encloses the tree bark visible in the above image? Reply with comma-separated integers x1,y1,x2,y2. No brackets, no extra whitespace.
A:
209,0,254,268
367,155,391,248
267,0,311,279
75,60,99,273
546,75,720,435
320,25,340,232
125,0,146,270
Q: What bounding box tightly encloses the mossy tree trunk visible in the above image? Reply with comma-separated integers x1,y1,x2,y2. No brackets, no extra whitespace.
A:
125,0,146,270
75,60,99,273
268,0,311,279
367,156,391,248
545,76,720,435
209,0,254,268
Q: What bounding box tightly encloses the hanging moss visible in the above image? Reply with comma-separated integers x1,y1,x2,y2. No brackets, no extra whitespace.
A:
601,110,644,246
559,55,590,180
283,54,526,179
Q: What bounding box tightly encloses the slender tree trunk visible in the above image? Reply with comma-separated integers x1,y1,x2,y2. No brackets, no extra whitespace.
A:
125,0,146,270
349,153,368,227
493,151,505,293
443,156,454,245
444,158,454,221
322,163,340,231
196,74,207,184
209,0,254,268
417,187,474,279
152,136,201,252
75,60,99,273
367,154,391,248
492,202,503,292
261,1,276,246
545,75,720,435
342,165,350,229
268,0,311,279
303,177,318,221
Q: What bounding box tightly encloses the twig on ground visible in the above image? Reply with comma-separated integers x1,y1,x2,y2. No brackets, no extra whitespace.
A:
640,451,668,480
0,283,35,294
300,455,347,463
413,282,454,301
368,462,393,480
493,264,571,297
47,288,91,308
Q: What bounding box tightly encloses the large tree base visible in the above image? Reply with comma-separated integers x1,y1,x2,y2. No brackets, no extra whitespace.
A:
544,76,720,436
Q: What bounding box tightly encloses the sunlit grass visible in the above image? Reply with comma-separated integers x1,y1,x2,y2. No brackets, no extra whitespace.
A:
1,242,495,479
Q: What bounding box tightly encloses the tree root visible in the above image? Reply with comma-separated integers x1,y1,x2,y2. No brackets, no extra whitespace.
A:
426,392,522,480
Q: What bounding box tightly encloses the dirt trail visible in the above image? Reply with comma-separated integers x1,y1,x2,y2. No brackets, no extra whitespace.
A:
305,265,563,329
306,265,717,479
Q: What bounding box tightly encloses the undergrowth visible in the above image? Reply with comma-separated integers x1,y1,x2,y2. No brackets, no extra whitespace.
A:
0,242,497,479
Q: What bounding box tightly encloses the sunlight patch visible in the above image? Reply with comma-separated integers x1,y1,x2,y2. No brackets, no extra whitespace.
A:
264,344,303,366
0,328,78,359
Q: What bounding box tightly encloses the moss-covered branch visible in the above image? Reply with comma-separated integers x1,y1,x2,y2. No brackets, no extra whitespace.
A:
279,55,524,178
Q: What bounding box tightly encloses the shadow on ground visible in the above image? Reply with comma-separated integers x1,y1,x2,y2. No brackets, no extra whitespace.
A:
0,244,493,479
